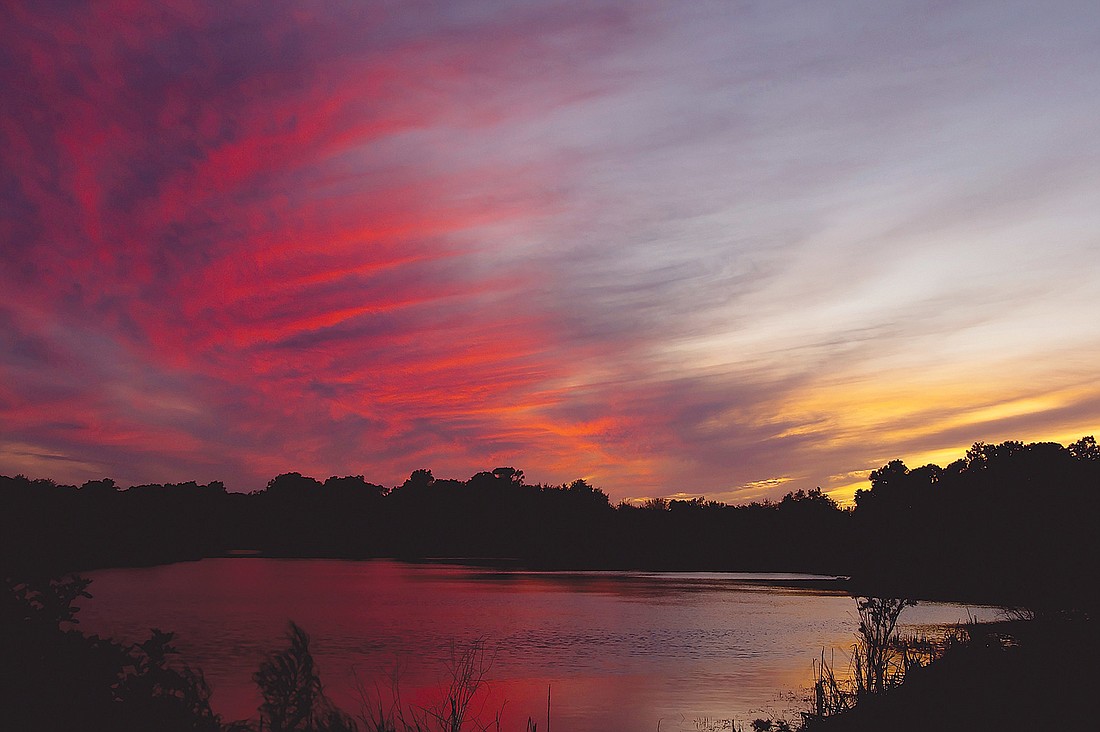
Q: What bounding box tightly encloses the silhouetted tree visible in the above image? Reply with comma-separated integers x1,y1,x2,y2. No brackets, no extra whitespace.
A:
4,436,1098,608
1069,435,1100,461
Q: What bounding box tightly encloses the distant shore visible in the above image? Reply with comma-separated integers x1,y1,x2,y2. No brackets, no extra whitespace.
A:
81,551,1022,611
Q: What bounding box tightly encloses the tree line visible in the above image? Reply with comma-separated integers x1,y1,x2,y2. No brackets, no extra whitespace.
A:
3,438,1099,609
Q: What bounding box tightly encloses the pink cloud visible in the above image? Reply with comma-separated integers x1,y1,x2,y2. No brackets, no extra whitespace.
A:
4,1,1099,501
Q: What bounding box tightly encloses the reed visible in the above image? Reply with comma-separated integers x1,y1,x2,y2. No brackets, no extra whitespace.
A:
358,637,502,732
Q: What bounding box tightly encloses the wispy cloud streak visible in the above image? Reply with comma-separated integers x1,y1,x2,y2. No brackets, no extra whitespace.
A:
2,1,1099,500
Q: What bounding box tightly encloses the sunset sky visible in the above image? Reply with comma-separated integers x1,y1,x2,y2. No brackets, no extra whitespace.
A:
3,0,1099,503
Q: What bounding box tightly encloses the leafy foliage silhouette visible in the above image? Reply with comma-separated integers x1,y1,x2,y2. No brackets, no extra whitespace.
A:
1,574,228,731
254,622,358,732
3,437,1099,611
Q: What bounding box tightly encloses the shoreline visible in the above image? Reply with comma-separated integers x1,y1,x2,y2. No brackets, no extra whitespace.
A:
799,615,1097,732
59,552,1022,608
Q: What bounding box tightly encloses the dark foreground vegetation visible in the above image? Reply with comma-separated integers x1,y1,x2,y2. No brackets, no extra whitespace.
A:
2,573,507,731
4,437,1099,610
749,599,1098,732
796,615,1098,731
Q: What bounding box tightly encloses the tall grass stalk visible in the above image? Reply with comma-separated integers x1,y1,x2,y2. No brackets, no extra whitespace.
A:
358,637,502,732
851,597,914,697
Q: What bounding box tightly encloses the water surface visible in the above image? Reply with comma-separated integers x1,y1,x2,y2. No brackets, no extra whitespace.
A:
80,559,991,731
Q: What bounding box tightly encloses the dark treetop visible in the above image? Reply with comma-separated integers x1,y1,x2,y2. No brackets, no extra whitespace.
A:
4,438,1099,611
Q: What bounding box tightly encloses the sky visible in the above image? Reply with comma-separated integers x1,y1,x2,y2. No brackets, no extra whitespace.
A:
2,0,1099,504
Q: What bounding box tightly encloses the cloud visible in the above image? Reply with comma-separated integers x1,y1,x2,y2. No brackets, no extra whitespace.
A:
2,1,1100,500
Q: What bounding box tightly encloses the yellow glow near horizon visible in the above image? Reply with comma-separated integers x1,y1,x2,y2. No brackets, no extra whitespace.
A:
821,424,1100,506
824,482,865,507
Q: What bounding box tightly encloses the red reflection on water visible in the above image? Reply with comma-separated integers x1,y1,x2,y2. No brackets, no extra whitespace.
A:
78,560,985,731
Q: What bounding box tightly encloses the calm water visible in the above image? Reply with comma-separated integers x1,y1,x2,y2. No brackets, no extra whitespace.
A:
79,559,992,731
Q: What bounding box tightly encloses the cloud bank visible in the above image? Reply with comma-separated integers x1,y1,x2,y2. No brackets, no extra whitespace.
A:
3,0,1099,501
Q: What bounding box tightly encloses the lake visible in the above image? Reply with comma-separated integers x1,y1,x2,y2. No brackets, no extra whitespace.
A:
79,559,993,731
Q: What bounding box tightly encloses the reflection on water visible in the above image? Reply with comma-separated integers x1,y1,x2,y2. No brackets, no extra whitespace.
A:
80,559,991,732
